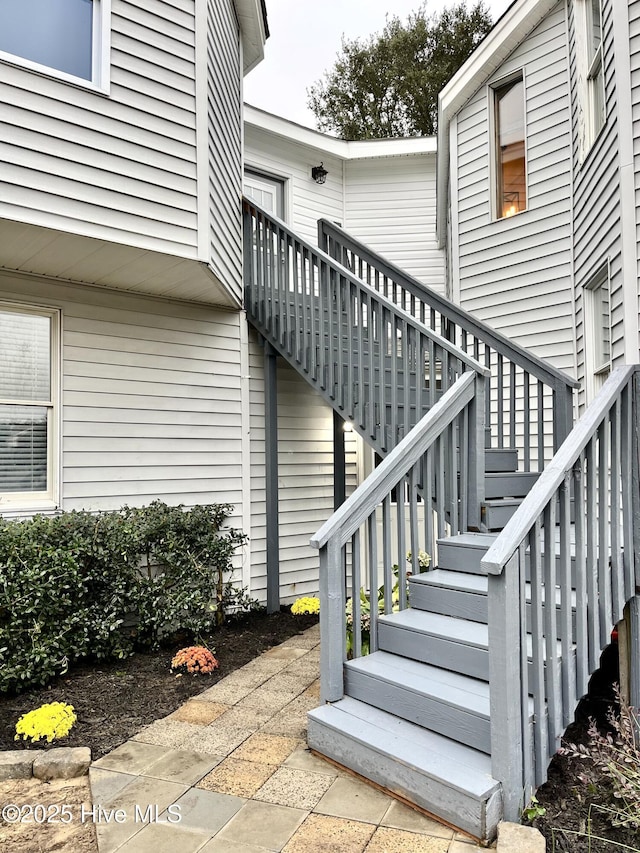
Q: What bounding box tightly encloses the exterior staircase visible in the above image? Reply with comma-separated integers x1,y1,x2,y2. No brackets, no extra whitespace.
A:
243,198,640,842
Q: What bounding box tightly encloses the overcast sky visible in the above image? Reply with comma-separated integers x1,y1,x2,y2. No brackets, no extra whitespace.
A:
244,0,514,130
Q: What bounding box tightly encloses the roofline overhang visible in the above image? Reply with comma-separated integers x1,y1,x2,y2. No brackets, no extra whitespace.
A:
244,103,437,160
435,0,559,245
234,0,269,74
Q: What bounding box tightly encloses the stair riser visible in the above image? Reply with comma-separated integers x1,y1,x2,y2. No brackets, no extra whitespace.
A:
307,712,502,840
484,448,519,473
482,501,520,530
345,668,491,753
437,541,577,582
484,472,539,499
378,623,489,680
408,583,576,636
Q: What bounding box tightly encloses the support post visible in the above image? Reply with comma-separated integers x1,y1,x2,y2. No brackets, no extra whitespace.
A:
333,411,346,511
264,342,280,614
629,597,640,709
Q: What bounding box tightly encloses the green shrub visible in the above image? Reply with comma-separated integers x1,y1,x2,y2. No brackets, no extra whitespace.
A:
0,502,253,694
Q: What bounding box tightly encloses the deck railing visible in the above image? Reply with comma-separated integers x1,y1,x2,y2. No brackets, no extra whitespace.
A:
244,200,484,467
310,370,488,702
319,220,579,471
481,365,640,820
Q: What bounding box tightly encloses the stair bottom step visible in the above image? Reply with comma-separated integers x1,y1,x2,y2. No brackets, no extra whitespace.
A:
307,696,502,841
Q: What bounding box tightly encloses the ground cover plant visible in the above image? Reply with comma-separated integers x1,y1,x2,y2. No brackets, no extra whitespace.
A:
0,502,254,694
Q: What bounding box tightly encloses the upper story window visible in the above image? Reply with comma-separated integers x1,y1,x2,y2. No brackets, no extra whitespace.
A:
583,265,611,400
0,305,59,509
493,76,527,219
0,0,109,89
577,0,605,154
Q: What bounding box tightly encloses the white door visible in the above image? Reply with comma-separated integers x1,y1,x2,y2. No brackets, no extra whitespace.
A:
244,170,285,219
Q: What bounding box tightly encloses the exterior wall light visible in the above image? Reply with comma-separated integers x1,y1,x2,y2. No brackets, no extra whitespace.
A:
311,163,328,184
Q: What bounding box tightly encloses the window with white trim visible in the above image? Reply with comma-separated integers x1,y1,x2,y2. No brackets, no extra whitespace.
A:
0,305,59,508
492,75,527,219
576,0,605,154
0,0,109,88
583,266,611,401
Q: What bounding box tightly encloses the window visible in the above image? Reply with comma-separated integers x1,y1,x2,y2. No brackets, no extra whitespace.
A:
577,0,605,153
583,267,611,401
0,306,59,508
493,76,527,219
0,0,109,87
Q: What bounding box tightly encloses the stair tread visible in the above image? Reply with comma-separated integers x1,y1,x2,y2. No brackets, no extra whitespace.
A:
482,498,523,507
438,533,497,549
380,608,488,647
410,569,488,593
346,650,490,710
309,696,499,797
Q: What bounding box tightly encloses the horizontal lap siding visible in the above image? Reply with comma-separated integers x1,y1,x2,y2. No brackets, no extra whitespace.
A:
570,0,622,410
248,328,358,605
0,271,243,525
455,3,575,375
0,0,199,256
244,125,344,242
344,155,445,293
630,0,640,349
208,0,243,302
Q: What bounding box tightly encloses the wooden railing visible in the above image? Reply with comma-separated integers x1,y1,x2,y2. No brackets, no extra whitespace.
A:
319,220,579,471
310,371,488,702
244,200,484,466
481,366,640,820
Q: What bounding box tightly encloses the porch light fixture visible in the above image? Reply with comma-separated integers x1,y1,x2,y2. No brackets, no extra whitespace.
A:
311,162,328,184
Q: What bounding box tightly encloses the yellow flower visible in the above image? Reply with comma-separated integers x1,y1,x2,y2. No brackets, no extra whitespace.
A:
291,596,320,616
15,702,76,744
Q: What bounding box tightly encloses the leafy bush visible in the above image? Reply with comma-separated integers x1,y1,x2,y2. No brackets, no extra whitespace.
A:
0,502,253,694
561,687,640,830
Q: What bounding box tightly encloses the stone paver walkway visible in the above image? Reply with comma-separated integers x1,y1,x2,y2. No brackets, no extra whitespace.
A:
90,624,487,853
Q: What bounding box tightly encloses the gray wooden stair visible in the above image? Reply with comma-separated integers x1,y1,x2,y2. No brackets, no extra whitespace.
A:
307,696,502,840
484,471,539,498
344,650,492,753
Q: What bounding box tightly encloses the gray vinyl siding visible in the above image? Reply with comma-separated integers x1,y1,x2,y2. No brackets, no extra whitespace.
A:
630,0,640,352
248,327,358,605
244,124,345,242
207,0,243,303
569,0,622,409
0,0,199,257
344,155,445,293
0,271,244,527
454,3,575,375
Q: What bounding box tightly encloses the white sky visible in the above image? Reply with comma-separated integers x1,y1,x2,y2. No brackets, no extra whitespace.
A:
244,0,514,130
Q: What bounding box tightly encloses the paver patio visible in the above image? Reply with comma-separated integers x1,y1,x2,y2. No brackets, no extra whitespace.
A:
90,624,490,853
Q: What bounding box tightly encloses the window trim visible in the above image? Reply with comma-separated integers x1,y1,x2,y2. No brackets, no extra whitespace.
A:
583,262,611,402
0,302,61,512
489,70,528,222
576,0,605,158
0,0,111,94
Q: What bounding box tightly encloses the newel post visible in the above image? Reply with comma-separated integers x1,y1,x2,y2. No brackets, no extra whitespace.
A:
488,552,525,820
319,535,346,703
467,373,486,531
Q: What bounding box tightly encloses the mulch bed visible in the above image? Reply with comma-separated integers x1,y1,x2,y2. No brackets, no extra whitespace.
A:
0,608,318,760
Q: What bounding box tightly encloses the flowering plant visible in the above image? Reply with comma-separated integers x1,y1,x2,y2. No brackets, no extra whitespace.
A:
170,646,219,675
291,596,320,616
346,550,429,657
15,702,77,744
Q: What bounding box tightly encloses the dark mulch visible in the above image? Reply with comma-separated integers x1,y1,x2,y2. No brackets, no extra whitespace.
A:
529,642,639,852
0,609,318,761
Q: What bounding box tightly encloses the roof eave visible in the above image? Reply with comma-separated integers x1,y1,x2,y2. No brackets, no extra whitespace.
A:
234,0,268,74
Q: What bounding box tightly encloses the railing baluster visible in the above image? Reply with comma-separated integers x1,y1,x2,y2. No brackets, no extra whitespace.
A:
524,371,531,471
574,454,588,697
559,471,575,725
621,381,635,601
529,521,548,785
543,499,561,753
460,407,469,532
611,398,624,622
497,353,504,447
537,380,544,471
598,420,611,646
368,513,379,654
352,528,362,659
409,463,420,576
519,540,533,802
586,437,599,669
424,447,434,559
367,292,375,440
397,477,407,610
382,495,393,614
391,315,399,446
510,362,516,449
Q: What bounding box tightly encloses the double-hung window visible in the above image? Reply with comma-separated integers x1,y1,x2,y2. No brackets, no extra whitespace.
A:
0,306,59,509
577,0,605,153
492,75,527,219
0,0,109,88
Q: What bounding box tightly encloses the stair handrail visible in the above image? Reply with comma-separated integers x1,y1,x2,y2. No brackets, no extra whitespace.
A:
320,219,579,464
310,370,487,702
244,198,487,462
479,365,640,821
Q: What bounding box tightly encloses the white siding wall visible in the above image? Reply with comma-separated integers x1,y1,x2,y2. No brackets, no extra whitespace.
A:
628,0,640,364
244,124,345,242
453,3,575,375
248,328,358,605
0,272,245,533
207,0,243,302
0,0,200,257
344,154,445,292
569,0,623,409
